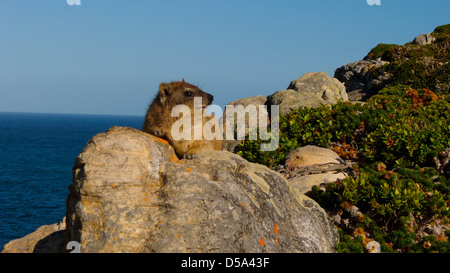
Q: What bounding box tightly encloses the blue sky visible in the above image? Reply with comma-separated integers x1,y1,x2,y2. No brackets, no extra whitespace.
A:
0,0,449,116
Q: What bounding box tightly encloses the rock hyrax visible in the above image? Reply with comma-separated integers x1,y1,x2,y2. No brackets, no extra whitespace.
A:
142,80,222,158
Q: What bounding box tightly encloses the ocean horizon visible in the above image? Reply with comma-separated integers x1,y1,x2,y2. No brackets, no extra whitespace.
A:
0,111,144,250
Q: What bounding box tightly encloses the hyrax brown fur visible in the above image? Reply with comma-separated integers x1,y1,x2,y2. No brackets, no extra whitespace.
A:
142,80,222,159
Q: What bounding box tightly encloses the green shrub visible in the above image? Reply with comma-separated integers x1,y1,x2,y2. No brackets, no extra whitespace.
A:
366,43,400,61
433,23,450,40
434,23,450,34
335,229,365,253
308,165,450,253
238,85,449,169
238,105,335,168
364,86,450,167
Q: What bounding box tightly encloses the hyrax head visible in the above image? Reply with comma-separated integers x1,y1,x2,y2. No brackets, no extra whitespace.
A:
158,79,214,110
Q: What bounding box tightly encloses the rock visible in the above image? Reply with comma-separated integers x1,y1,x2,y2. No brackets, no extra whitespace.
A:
223,95,268,109
331,214,341,225
431,226,443,236
1,218,66,253
285,145,345,169
267,89,328,115
434,148,450,178
347,206,361,218
66,126,178,253
266,72,348,116
334,59,392,102
411,33,436,45
366,241,381,253
281,146,348,194
221,95,269,152
290,172,347,194
287,72,348,104
64,126,338,253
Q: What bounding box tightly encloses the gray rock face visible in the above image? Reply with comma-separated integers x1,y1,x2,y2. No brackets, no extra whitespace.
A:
287,72,348,104
267,89,328,115
334,59,392,101
64,126,338,253
267,72,348,115
411,33,436,45
66,126,177,253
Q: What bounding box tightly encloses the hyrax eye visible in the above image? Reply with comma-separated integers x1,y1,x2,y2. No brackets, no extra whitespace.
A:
184,91,194,97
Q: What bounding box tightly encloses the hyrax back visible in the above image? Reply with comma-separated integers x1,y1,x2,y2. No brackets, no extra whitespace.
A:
142,80,222,158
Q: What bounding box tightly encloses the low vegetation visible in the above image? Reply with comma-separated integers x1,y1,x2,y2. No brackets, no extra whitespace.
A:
367,24,450,94
238,84,450,252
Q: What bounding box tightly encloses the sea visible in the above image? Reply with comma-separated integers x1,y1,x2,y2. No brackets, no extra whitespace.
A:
0,112,144,250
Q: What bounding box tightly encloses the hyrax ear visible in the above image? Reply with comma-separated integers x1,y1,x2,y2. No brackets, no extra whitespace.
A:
182,78,186,83
159,83,170,102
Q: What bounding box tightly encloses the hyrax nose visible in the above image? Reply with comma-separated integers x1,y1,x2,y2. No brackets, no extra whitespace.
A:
207,94,214,103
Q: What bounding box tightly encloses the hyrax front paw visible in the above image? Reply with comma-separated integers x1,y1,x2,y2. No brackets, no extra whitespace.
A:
183,154,197,160
152,130,165,137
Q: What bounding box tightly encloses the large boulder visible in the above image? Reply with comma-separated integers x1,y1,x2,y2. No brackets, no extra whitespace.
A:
411,33,436,45
285,145,346,170
287,72,349,104
64,126,338,253
267,72,348,115
282,145,348,194
267,89,328,115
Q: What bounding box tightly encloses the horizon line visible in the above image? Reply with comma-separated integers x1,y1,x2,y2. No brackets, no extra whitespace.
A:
0,111,144,118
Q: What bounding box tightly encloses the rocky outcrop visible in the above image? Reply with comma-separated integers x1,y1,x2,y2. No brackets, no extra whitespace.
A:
335,24,449,100
267,72,348,115
411,33,436,45
65,126,338,252
287,72,348,104
64,127,339,252
334,58,392,101
267,89,327,115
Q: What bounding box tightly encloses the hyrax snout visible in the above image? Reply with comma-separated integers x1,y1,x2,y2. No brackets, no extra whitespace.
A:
142,80,222,159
